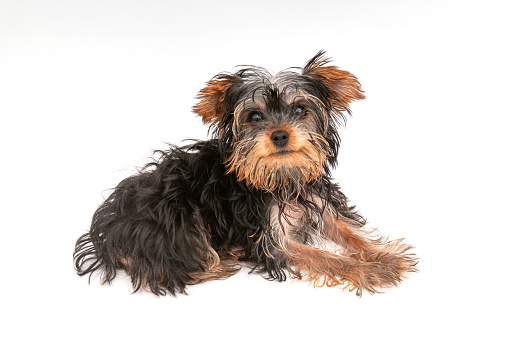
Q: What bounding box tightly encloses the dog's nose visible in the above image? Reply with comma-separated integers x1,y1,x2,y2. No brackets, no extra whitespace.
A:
271,130,289,147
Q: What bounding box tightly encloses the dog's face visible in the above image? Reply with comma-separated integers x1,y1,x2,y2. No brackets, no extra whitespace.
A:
193,52,364,193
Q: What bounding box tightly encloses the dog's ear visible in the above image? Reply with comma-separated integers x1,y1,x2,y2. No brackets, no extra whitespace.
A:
303,51,365,112
193,75,237,126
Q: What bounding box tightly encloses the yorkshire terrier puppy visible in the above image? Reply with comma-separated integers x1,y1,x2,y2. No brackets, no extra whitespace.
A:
73,51,417,296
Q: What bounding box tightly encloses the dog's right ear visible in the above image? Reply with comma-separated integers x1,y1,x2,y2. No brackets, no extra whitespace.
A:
193,74,237,126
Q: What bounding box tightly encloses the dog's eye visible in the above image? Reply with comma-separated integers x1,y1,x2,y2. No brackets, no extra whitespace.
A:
294,105,306,116
248,111,263,123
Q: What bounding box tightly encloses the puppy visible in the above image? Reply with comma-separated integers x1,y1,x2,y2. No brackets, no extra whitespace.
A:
74,51,417,296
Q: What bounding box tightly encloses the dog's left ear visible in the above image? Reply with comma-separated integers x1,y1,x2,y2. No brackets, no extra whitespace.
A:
303,51,365,112
193,74,237,126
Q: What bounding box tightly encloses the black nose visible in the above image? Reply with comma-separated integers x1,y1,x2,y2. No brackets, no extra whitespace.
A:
271,130,289,147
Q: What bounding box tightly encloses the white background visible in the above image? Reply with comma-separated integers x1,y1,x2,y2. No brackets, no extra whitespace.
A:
1,0,508,338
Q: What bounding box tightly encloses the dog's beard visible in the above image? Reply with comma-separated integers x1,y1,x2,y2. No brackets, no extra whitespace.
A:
225,130,330,197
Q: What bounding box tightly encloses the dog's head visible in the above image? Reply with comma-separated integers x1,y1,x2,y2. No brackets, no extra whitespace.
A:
193,51,364,193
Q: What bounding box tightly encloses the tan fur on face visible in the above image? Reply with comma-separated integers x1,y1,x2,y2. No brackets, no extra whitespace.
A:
225,125,330,192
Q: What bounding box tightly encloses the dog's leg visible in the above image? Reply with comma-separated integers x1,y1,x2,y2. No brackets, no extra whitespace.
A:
319,212,418,290
267,202,415,295
285,238,410,295
115,207,241,295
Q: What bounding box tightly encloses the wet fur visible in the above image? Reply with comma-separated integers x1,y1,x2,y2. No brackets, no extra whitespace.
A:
73,51,417,296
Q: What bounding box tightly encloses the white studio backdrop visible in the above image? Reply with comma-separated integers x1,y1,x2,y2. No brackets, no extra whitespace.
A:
1,0,508,338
